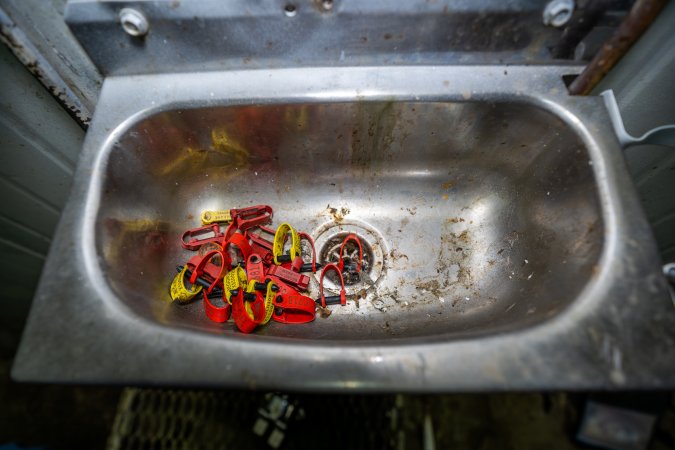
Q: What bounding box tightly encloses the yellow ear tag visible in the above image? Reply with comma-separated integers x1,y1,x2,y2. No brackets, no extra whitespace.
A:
273,222,301,265
169,266,202,303
200,210,232,225
223,266,247,304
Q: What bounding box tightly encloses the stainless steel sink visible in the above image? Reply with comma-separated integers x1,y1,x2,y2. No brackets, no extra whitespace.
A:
99,98,602,339
13,66,675,390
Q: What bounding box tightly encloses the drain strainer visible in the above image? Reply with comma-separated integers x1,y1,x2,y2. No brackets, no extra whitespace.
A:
312,220,387,295
320,232,374,286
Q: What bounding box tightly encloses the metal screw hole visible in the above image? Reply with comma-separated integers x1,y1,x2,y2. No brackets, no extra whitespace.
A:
119,8,149,37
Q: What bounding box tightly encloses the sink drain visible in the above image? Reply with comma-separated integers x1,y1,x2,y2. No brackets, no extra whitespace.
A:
319,232,374,286
312,220,387,295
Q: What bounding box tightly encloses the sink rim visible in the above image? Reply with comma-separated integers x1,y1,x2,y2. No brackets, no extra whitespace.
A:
13,65,675,390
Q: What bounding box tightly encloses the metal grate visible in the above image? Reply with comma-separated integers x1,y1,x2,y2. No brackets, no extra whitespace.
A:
107,389,265,450
107,388,398,450
108,390,609,450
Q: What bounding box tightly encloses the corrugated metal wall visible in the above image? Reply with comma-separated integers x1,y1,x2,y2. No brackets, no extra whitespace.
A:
597,1,675,264
0,43,84,327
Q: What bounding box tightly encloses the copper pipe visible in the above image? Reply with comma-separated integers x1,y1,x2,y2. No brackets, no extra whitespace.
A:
568,0,668,95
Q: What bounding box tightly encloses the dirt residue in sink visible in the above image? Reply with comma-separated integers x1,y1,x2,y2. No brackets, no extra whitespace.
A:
436,223,477,292
350,288,368,309
415,278,441,295
317,306,332,318
446,217,465,224
389,249,409,262
455,230,470,244
325,204,350,222
458,266,473,286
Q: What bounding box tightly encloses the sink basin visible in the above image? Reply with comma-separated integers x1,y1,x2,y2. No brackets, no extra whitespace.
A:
13,66,675,389
102,101,601,339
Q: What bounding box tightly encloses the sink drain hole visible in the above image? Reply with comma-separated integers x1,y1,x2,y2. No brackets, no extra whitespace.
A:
312,220,387,294
319,232,374,286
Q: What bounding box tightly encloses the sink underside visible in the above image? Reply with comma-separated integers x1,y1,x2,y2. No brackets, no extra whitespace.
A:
101,101,602,340
13,66,674,389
